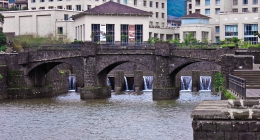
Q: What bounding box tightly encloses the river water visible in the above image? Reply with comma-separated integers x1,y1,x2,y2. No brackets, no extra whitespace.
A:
0,91,220,140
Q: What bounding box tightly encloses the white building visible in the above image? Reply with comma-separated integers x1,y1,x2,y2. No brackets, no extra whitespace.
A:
186,0,260,43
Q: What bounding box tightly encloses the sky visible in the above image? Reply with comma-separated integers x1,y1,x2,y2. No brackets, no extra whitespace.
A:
167,0,186,17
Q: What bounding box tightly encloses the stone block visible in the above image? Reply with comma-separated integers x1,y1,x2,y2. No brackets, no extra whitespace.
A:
216,121,232,131
256,132,260,140
193,131,207,140
249,121,260,132
201,121,216,131
192,120,201,131
206,131,224,140
152,88,175,99
225,132,238,140
238,132,255,140
233,121,249,132
18,52,28,64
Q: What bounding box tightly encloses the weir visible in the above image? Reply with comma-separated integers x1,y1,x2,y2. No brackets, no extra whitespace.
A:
180,76,192,91
143,76,153,91
199,76,211,91
68,76,76,91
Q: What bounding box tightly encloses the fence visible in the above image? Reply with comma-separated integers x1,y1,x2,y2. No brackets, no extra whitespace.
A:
229,74,246,99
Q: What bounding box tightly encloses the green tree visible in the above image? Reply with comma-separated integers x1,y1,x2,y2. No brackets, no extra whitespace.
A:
0,31,7,46
214,72,225,92
22,6,28,10
9,5,19,11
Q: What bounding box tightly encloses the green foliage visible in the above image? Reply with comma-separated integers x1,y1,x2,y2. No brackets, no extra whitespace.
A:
22,6,28,10
0,31,7,46
73,39,83,43
147,37,160,44
9,5,19,11
0,74,3,79
0,13,4,24
183,32,198,45
168,38,180,44
0,45,6,51
214,72,225,92
223,89,236,100
231,37,240,43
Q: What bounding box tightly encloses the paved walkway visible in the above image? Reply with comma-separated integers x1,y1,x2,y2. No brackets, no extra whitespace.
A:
246,89,260,99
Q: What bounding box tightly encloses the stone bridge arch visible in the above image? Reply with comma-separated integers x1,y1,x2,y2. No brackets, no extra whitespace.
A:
95,55,155,88
24,57,84,87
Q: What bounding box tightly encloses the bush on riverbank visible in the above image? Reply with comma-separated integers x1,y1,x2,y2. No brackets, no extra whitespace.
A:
223,89,236,100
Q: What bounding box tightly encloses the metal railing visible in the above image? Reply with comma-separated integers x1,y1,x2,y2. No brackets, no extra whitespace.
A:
229,74,246,99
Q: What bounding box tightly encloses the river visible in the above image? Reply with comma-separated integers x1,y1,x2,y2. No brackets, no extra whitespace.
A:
0,91,220,140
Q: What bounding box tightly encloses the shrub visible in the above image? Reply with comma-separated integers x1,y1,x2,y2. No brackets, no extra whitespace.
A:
214,72,224,92
223,89,236,99
0,45,6,51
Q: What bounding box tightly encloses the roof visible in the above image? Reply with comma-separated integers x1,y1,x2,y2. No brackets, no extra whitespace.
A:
181,13,211,19
167,15,181,22
72,1,152,18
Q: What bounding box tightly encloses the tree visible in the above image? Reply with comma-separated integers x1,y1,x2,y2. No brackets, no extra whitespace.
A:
0,13,4,25
22,6,28,10
214,72,224,92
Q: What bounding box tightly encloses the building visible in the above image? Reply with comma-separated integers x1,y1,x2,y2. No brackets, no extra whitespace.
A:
28,0,167,29
186,0,260,43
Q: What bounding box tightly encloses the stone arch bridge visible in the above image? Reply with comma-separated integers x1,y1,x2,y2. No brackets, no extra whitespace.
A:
2,42,253,99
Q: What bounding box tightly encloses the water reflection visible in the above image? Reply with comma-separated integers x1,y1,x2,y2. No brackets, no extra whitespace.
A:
0,91,220,140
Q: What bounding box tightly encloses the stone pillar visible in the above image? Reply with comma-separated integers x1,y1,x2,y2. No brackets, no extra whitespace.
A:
0,65,7,99
114,70,124,94
211,70,219,93
192,70,200,92
153,43,176,99
80,56,111,99
134,70,143,92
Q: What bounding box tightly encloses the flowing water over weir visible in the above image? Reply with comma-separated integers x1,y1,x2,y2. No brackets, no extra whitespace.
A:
200,76,212,90
107,77,111,86
68,76,76,91
180,76,192,91
0,91,220,140
143,76,153,90
124,76,129,91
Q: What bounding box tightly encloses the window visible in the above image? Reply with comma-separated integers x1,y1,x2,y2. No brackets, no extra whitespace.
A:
58,27,63,34
233,0,238,5
183,32,196,40
87,5,91,10
156,12,158,18
161,3,164,8
31,0,35,3
215,37,220,43
202,31,208,42
232,9,238,13
66,5,72,10
205,9,210,15
149,1,152,7
242,8,248,12
49,0,53,2
215,8,220,14
161,22,164,28
195,0,200,5
225,25,238,37
143,0,146,6
253,0,258,4
253,7,258,13
243,0,248,4
117,0,120,3
134,0,137,5
135,25,143,44
40,0,44,2
57,6,62,9
39,7,45,9
195,9,200,13
215,26,220,33
161,13,164,18
124,0,127,4
91,24,100,42
64,14,68,20
149,21,153,26
174,34,180,39
215,0,220,5
244,24,258,44
156,2,158,8
58,0,62,1
102,0,106,2
76,5,81,11
106,24,115,44
121,24,129,44
31,7,36,10
205,0,210,5
48,6,53,9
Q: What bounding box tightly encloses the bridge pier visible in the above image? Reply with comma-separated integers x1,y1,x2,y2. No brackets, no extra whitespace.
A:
192,70,200,92
134,70,143,92
114,70,124,94
80,56,111,99
153,43,177,99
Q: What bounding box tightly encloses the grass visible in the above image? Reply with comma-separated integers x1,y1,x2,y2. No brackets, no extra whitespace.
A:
223,90,236,100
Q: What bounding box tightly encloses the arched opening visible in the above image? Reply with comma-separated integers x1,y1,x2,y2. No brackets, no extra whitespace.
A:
98,61,154,92
27,62,82,95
